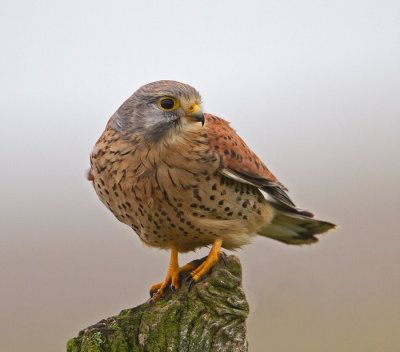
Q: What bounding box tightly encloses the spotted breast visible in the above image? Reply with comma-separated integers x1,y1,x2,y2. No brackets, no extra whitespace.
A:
89,114,273,252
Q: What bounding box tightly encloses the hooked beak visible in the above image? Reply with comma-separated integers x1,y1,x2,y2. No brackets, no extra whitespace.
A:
186,104,205,126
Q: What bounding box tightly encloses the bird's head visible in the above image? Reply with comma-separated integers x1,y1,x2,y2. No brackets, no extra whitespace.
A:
112,80,204,141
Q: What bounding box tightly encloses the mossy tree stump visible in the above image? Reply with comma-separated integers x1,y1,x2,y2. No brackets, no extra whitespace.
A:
67,255,249,352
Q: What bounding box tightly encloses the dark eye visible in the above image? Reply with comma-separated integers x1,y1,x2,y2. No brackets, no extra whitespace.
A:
160,98,174,109
159,97,178,111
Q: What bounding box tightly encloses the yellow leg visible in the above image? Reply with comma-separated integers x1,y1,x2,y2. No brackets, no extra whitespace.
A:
188,239,224,285
149,244,198,302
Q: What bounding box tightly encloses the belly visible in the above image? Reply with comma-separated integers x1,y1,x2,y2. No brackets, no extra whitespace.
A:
93,169,272,252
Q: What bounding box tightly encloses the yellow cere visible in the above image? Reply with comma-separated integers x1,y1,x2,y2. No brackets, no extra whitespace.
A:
188,104,199,113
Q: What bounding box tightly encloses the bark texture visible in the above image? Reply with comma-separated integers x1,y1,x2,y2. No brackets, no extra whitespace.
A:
66,255,249,352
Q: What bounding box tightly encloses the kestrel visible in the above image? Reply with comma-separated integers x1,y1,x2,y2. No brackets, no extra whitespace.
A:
88,80,336,301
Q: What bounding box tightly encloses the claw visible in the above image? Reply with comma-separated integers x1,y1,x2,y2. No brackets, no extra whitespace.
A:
149,243,224,301
188,278,196,290
185,273,193,283
218,252,226,265
185,239,223,290
149,245,204,302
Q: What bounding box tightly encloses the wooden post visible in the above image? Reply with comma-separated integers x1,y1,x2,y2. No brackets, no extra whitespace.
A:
67,255,249,352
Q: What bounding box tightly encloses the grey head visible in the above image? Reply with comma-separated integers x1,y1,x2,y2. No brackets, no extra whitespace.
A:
112,80,204,141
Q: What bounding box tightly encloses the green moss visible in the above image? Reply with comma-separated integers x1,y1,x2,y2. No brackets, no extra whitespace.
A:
91,332,104,347
66,338,79,352
67,255,248,352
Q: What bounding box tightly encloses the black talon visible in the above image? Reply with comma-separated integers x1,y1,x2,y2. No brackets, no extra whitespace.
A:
171,285,176,293
188,278,196,290
147,298,153,306
185,273,193,283
218,252,227,265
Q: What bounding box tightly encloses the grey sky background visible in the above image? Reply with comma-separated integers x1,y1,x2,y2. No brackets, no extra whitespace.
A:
1,0,399,351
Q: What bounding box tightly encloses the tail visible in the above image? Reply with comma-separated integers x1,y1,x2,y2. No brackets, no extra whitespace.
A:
258,204,336,245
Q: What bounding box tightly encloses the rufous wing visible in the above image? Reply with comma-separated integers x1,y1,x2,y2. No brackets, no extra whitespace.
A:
205,114,313,217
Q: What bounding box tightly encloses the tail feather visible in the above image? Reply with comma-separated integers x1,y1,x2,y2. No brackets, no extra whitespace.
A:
258,204,336,245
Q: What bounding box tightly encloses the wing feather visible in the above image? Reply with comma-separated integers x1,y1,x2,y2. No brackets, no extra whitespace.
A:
205,114,313,217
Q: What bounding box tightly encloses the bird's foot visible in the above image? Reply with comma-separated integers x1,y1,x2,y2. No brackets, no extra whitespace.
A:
186,246,225,289
149,260,201,303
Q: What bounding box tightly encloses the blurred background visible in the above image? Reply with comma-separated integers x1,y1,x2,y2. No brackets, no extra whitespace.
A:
1,0,399,351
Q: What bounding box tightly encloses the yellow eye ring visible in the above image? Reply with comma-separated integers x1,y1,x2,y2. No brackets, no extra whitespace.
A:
158,97,180,111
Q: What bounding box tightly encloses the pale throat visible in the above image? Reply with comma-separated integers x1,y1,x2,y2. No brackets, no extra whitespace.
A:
163,121,202,147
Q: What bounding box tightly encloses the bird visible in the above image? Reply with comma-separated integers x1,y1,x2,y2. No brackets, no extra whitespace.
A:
88,80,336,302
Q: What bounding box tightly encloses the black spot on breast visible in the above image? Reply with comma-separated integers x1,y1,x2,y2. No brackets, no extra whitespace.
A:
193,189,202,201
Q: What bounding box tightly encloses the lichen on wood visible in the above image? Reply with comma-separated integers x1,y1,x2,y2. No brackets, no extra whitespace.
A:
67,255,249,352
